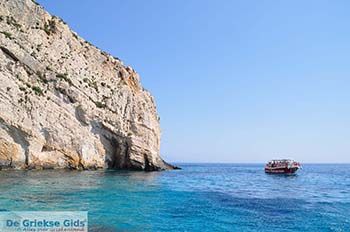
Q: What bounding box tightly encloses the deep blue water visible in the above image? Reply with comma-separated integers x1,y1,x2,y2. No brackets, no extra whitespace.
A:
0,164,349,231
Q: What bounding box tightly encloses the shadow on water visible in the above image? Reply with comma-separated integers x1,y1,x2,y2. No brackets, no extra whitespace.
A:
265,173,299,180
102,169,161,182
0,169,161,182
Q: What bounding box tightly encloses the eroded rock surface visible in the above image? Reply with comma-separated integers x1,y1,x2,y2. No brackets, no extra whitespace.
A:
0,0,173,170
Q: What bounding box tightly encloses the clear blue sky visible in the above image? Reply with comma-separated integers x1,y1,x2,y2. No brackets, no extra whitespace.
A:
38,0,350,163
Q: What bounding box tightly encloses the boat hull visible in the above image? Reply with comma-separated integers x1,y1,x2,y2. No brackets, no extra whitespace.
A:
265,167,299,174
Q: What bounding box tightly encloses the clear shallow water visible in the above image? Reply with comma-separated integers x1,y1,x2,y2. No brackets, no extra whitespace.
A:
0,164,349,231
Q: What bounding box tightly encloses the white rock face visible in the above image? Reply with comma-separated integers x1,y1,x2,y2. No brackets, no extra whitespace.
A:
0,0,173,170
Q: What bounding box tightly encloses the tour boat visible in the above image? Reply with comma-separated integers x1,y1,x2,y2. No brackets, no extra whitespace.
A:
265,159,301,174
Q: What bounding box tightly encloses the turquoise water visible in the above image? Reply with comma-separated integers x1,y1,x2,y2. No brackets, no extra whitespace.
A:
0,164,349,231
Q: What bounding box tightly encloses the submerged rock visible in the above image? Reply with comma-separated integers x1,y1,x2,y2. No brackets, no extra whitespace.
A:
0,0,174,171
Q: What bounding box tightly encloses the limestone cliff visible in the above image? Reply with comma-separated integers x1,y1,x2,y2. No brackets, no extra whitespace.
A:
0,0,173,170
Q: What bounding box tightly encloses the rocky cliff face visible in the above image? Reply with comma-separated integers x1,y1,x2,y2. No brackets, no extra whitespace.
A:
0,0,173,170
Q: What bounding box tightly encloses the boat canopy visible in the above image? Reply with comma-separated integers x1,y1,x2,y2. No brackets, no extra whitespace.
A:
268,159,294,163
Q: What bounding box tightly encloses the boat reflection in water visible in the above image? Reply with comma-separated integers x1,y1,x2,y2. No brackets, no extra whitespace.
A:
265,159,301,174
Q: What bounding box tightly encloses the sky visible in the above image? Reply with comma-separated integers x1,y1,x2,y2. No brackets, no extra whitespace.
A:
37,0,350,163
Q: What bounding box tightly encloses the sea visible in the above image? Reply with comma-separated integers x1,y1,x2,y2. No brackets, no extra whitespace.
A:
0,164,349,231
